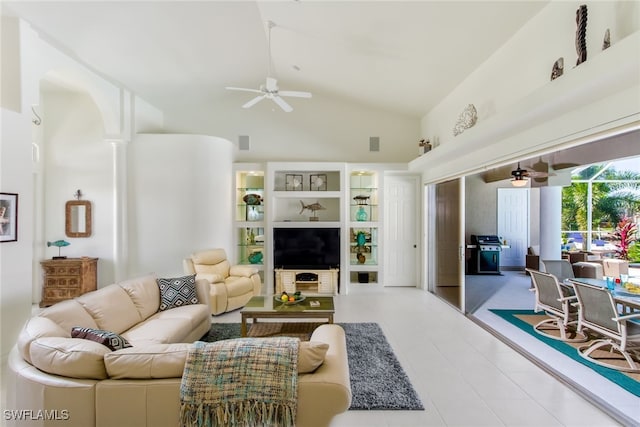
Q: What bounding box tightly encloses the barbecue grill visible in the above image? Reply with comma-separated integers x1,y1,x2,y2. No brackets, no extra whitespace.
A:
469,235,502,274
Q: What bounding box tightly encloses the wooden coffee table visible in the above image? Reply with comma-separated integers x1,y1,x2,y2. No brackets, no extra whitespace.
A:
240,295,335,337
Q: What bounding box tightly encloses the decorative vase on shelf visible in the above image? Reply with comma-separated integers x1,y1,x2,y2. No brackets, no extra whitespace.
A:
357,252,366,264
356,206,368,221
356,231,367,247
248,251,263,264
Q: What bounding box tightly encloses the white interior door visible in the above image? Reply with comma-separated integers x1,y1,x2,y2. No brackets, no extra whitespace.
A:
384,175,419,286
497,188,529,268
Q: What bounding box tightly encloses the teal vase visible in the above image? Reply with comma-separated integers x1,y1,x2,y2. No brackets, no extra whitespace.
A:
356,206,368,221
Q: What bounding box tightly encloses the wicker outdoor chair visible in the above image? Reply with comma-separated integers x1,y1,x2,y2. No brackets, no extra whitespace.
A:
527,269,587,342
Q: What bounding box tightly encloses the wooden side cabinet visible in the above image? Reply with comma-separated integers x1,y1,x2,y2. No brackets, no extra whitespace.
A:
40,257,98,307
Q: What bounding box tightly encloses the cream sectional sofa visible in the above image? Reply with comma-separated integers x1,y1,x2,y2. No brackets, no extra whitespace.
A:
7,274,352,427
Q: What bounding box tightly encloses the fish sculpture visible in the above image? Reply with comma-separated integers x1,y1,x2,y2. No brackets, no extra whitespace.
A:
299,200,326,214
47,240,70,248
242,193,262,205
47,240,70,259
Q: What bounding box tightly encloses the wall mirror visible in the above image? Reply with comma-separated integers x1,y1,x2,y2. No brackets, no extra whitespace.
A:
65,200,92,237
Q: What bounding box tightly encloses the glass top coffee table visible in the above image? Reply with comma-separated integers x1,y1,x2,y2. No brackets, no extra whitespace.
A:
240,295,335,337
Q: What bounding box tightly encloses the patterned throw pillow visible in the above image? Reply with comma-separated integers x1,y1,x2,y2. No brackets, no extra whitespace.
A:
71,326,132,351
157,274,199,311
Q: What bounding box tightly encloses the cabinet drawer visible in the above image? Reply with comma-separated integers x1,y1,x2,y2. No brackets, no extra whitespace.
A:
43,265,81,276
45,277,80,288
43,288,75,300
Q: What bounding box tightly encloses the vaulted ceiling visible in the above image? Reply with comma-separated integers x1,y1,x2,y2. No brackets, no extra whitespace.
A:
4,1,549,119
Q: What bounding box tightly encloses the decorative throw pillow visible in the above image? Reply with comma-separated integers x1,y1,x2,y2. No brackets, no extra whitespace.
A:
71,326,132,351
298,341,329,373
157,274,199,311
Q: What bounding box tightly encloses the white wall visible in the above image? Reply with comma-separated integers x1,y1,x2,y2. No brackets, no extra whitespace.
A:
0,108,34,363
41,89,115,285
164,91,420,163
421,1,640,149
128,134,234,278
0,17,34,366
0,16,165,366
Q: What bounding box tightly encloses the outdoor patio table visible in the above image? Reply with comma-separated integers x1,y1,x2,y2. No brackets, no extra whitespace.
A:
567,277,640,313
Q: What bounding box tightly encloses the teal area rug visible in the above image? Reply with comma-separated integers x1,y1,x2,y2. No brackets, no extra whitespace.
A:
202,322,424,411
490,309,640,397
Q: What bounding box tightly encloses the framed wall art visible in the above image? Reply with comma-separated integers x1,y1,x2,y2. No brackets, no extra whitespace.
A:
285,174,303,191
0,192,18,243
310,174,327,191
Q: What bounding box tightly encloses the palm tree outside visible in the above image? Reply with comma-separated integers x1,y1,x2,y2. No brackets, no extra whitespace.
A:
561,160,640,262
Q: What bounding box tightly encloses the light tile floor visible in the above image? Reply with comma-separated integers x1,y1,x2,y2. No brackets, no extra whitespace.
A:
213,283,624,427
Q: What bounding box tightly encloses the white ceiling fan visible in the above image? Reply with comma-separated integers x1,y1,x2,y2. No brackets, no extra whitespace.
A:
225,21,311,112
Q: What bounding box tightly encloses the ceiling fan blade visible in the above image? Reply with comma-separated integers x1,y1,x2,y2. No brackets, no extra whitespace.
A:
272,96,293,112
279,90,312,98
525,170,555,178
226,86,263,94
242,95,266,109
551,162,580,170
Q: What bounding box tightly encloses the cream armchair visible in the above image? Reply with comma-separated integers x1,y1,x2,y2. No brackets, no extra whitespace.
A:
183,248,262,315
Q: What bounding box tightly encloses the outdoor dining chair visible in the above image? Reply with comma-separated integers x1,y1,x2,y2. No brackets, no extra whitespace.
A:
571,280,640,372
527,269,587,342
541,259,575,283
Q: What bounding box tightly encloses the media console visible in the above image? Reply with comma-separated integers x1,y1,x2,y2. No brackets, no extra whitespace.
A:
274,268,339,295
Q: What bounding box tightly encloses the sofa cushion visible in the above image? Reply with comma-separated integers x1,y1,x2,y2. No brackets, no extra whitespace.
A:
104,343,191,379
229,265,259,278
157,274,199,311
71,327,133,351
118,274,160,320
191,249,227,265
122,318,194,345
17,316,70,364
29,337,110,379
193,262,230,280
224,276,254,297
196,272,224,284
76,284,142,334
149,304,211,332
298,341,329,373
40,299,98,332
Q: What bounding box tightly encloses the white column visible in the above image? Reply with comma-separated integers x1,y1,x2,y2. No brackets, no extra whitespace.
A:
539,186,562,262
108,138,129,282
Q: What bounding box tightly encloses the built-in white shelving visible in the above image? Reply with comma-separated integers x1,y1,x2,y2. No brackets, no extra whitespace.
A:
233,164,266,286
233,162,391,294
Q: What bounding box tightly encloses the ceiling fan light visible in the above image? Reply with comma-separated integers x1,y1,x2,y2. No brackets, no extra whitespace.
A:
511,177,528,187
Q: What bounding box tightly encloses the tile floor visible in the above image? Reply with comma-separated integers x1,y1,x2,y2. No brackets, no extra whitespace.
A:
213,282,626,426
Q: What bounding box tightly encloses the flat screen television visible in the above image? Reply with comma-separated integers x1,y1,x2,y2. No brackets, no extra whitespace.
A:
273,227,340,269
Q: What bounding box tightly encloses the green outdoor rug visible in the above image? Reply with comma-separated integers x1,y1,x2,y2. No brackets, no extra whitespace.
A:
489,309,640,397
202,322,424,411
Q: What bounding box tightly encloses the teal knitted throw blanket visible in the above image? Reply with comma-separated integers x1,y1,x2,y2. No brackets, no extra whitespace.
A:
180,337,299,427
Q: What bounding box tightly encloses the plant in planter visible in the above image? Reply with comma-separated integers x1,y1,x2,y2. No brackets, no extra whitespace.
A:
613,216,638,260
